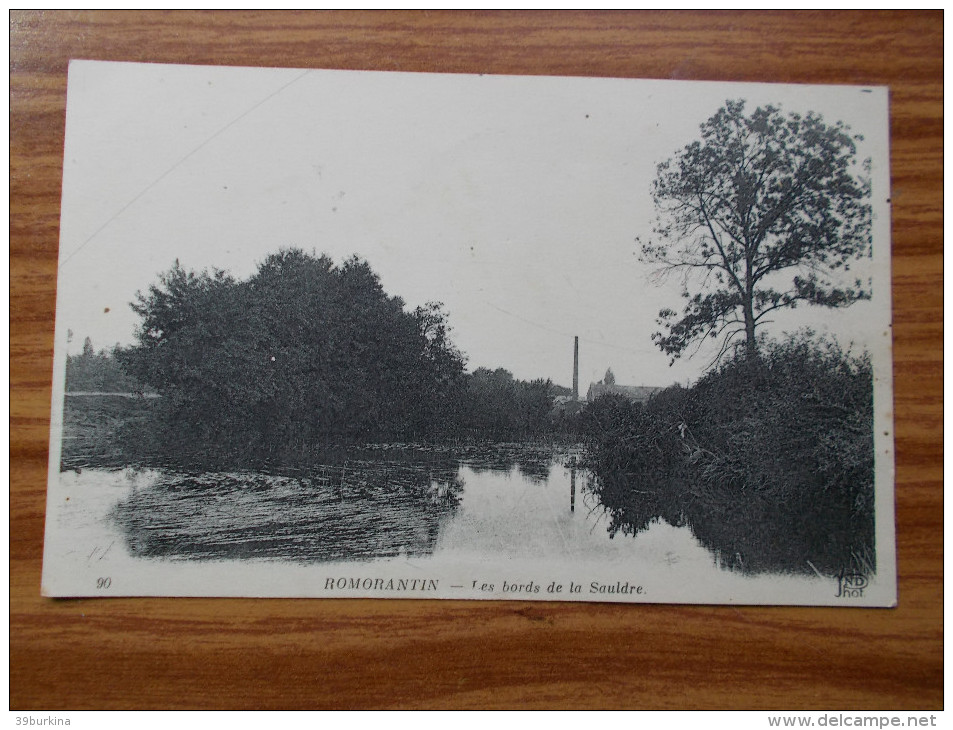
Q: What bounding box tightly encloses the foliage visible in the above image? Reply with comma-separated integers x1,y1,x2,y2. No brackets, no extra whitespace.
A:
65,339,145,393
464,367,557,437
583,333,875,576
118,249,468,454
60,395,163,470
641,99,872,363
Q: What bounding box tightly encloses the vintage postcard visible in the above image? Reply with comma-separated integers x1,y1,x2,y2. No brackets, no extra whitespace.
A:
42,61,895,605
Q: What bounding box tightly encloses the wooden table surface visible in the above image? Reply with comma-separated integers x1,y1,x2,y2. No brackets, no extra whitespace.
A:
10,11,942,710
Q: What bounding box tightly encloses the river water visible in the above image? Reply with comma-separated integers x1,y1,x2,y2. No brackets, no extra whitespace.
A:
44,442,835,601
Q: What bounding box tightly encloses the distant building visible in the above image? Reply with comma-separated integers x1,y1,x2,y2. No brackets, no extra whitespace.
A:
586,383,663,404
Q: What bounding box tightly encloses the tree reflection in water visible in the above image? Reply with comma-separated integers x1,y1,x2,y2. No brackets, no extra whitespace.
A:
584,466,867,576
112,458,464,562
460,442,563,484
110,442,578,563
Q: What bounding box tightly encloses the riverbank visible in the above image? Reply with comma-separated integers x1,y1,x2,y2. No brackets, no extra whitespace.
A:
61,392,163,469
581,335,875,579
59,391,583,473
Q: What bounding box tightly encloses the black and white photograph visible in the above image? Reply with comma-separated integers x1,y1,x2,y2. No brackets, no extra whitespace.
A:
42,60,895,605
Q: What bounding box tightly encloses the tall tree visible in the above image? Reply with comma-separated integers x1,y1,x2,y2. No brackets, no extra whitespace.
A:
641,100,872,363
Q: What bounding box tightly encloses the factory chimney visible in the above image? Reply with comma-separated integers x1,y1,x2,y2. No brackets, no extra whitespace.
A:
573,336,579,401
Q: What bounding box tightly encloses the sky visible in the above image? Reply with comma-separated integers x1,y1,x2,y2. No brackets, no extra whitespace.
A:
55,61,891,390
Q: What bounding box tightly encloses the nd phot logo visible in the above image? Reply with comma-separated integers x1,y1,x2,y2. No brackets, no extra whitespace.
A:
835,572,868,598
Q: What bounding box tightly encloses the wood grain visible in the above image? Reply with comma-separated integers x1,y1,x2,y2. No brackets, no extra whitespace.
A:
11,10,942,710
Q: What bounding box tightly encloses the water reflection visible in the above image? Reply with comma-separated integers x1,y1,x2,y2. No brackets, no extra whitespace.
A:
112,461,464,562
583,465,867,576
456,442,563,483
92,440,847,576
583,468,688,538
107,443,581,563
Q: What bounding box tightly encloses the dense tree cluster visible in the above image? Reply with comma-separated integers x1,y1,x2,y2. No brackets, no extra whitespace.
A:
66,337,143,393
116,249,562,456
464,367,556,437
118,249,468,451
